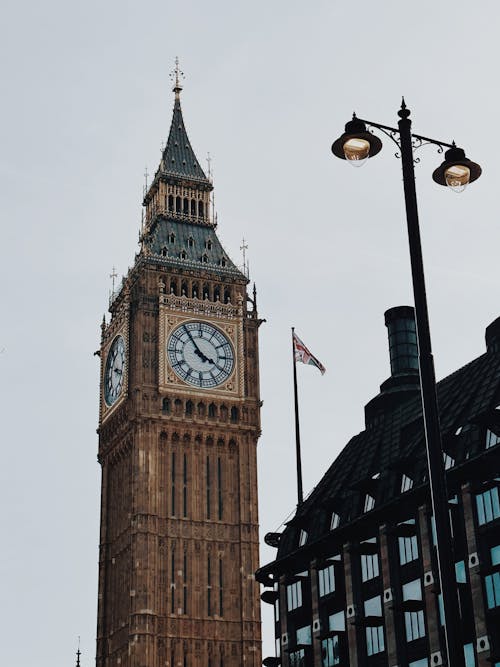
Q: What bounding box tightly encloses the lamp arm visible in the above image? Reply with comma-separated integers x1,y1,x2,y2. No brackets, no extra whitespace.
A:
356,117,456,152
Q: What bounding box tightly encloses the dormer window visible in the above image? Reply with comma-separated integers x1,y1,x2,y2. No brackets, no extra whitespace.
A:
486,429,500,449
188,236,194,248
298,529,308,546
205,239,213,251
364,494,375,513
401,474,413,493
330,512,340,530
202,254,208,264
161,246,167,257
169,232,175,244
221,257,227,267
443,452,455,470
180,250,187,260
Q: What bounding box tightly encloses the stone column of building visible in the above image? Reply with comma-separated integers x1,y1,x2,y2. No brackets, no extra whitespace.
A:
379,525,398,667
309,559,322,666
461,482,491,666
342,543,359,667
279,575,289,667
418,504,441,663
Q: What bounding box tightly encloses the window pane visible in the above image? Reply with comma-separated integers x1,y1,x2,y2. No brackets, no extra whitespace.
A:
329,611,345,632
491,545,500,566
464,643,475,667
455,561,466,584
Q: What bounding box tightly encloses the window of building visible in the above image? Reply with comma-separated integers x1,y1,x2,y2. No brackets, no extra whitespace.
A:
217,457,223,521
476,487,500,525
364,494,376,512
455,561,466,584
169,232,175,243
206,456,212,519
274,583,279,622
289,649,305,667
171,452,176,516
321,636,340,667
219,557,223,616
207,555,212,616
401,474,414,493
443,452,455,469
364,596,384,656
275,638,281,658
318,563,335,597
399,521,418,565
402,579,425,642
230,406,238,423
463,643,475,667
299,529,308,546
287,580,303,611
409,660,428,667
183,552,188,614
296,625,311,646
361,540,379,582
161,246,168,257
486,429,500,448
330,512,340,530
205,239,213,250
180,250,187,260
485,544,500,609
322,612,344,667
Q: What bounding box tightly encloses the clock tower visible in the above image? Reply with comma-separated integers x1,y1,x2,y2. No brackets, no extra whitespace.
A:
96,70,263,667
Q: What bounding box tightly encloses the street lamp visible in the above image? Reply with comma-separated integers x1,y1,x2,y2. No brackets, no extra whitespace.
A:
331,100,481,667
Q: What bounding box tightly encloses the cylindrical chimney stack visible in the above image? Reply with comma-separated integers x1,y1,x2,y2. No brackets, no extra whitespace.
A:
384,306,419,376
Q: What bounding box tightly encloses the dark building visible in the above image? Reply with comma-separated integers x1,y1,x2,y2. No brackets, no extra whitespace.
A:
257,306,500,667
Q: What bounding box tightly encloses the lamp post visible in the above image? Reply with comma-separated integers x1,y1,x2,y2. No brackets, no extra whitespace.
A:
332,101,481,667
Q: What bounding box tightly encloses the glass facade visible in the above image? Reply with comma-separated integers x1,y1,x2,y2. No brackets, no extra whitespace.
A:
318,564,335,597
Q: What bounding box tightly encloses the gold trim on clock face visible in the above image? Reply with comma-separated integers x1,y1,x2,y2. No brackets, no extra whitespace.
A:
167,321,234,388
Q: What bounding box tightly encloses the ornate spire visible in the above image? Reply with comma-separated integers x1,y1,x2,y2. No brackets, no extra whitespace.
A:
161,60,210,184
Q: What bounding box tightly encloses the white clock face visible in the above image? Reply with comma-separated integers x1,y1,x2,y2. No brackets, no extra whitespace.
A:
104,335,126,406
167,321,234,388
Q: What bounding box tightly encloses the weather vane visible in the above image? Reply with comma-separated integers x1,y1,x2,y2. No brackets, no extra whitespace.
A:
240,238,249,276
110,266,118,293
170,56,185,94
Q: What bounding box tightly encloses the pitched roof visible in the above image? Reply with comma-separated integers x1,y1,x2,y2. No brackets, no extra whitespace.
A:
146,216,246,280
161,95,210,184
275,345,500,559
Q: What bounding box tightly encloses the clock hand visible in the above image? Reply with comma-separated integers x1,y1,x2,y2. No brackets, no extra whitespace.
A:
183,325,210,362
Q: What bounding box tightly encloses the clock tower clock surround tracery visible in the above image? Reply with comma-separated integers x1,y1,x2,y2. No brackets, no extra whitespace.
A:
96,75,263,667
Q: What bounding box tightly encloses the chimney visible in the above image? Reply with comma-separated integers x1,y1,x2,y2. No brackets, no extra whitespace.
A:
486,316,500,354
365,306,420,427
385,306,419,376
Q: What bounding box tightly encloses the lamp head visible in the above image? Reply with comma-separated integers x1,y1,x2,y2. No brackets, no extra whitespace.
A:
331,115,383,167
432,144,481,192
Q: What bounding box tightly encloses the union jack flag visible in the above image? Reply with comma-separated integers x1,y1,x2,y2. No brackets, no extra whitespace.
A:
293,332,326,375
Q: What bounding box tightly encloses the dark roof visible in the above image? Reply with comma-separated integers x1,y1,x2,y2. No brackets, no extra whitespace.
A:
275,345,500,559
146,216,246,280
161,95,210,184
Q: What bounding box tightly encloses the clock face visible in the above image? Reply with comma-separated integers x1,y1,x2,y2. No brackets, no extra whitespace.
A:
104,335,126,406
167,321,235,388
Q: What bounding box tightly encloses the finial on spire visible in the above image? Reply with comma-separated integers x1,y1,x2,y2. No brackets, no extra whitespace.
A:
170,57,184,99
76,637,81,667
240,238,249,278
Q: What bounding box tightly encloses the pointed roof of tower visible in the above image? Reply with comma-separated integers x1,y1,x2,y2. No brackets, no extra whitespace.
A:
161,59,210,184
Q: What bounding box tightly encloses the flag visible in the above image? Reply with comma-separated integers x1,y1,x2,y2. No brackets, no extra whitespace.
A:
293,332,326,375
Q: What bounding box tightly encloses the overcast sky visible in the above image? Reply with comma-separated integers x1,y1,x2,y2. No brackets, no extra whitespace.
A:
1,1,500,664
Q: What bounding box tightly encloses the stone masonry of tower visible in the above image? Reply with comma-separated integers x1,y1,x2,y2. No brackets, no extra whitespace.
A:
96,74,263,667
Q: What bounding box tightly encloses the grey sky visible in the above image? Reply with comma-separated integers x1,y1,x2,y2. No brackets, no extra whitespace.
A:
1,1,499,664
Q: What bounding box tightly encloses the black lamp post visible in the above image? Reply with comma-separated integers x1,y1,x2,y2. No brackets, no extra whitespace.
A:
332,101,481,667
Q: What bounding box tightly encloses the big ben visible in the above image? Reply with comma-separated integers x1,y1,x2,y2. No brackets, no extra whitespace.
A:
96,65,263,667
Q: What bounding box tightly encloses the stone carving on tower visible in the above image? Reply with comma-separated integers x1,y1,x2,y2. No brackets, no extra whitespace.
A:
96,63,263,667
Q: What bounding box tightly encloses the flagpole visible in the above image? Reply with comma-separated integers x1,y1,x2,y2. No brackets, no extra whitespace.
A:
292,327,304,506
